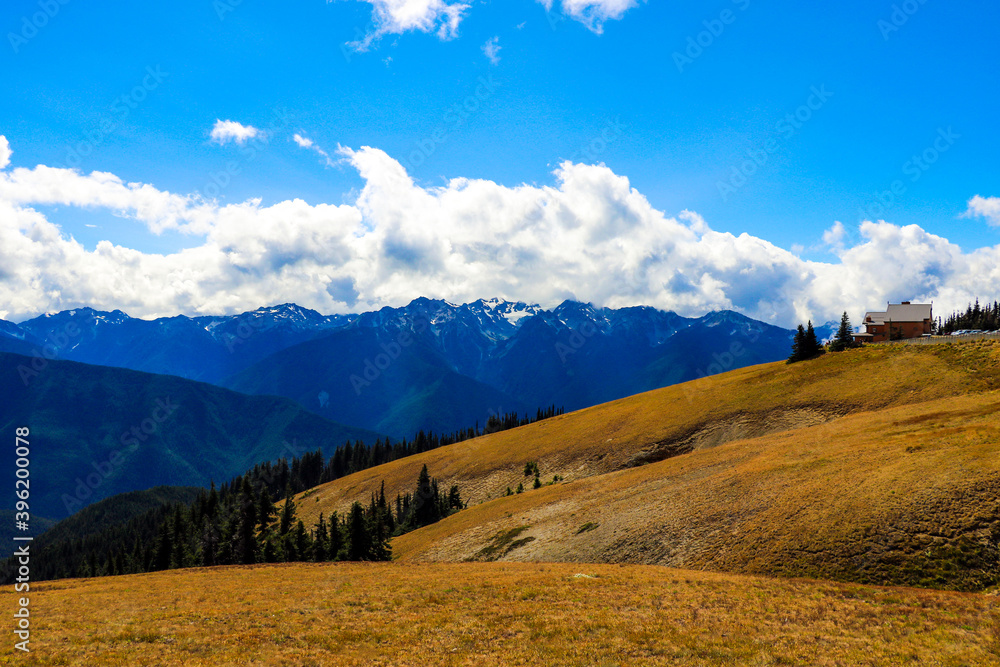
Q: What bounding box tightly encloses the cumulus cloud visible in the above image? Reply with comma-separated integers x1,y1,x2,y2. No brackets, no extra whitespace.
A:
0,136,998,327
482,36,501,64
345,0,470,52
0,136,11,170
964,195,1000,227
209,119,262,145
540,0,641,33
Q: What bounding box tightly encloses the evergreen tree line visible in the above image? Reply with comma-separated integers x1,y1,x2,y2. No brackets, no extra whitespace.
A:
8,464,462,582
247,404,565,499
938,299,1000,334
787,320,825,363
486,405,563,434
1,401,567,583
788,312,858,364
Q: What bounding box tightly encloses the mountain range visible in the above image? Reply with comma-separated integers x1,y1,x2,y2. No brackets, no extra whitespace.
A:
0,299,822,437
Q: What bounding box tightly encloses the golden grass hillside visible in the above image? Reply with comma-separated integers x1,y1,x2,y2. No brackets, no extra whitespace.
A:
293,341,1000,532
4,562,999,666
393,389,1000,590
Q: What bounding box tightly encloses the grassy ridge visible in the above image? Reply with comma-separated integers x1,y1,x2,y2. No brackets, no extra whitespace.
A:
292,342,1000,530
281,341,1000,591
393,390,1000,590
4,562,999,666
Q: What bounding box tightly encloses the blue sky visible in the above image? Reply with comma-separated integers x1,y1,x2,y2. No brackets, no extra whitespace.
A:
1,0,999,325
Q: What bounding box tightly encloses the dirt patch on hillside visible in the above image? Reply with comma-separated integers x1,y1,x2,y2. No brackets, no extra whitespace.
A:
626,406,846,467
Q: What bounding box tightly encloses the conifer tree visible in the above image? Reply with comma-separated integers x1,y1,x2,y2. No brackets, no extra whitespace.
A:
412,464,440,528
787,325,806,363
257,487,276,533
234,479,260,565
805,320,824,358
278,483,297,536
347,502,371,561
313,513,328,562
262,533,279,563
830,312,855,352
328,512,342,561
152,522,173,571
294,520,311,561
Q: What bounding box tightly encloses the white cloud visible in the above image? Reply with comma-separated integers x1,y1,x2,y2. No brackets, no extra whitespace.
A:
964,195,1000,227
482,36,501,65
0,136,11,170
541,0,640,33
345,0,470,52
293,133,336,167
209,119,262,146
0,136,998,328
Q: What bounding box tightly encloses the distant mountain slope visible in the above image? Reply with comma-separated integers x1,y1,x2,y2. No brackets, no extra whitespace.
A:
223,326,528,437
483,306,792,411
0,353,382,518
224,299,794,434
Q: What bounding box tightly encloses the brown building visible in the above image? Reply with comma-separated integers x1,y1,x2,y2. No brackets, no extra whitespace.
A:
852,302,933,343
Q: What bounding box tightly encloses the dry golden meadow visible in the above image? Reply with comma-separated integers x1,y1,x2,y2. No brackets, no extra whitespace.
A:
294,341,1000,530
7,341,1000,665
4,561,1000,666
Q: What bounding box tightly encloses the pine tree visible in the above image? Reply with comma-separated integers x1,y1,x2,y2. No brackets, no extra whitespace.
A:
199,517,218,567
262,533,279,563
347,502,371,561
805,320,824,358
830,312,855,352
313,514,328,562
787,325,806,363
278,483,297,537
233,479,260,565
152,522,173,571
412,464,440,528
294,520,311,561
257,488,276,533
328,512,342,561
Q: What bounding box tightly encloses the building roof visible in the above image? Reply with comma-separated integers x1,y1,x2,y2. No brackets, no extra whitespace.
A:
885,303,932,322
864,311,887,324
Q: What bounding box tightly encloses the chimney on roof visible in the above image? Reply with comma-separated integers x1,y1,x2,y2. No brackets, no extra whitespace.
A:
901,301,911,305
